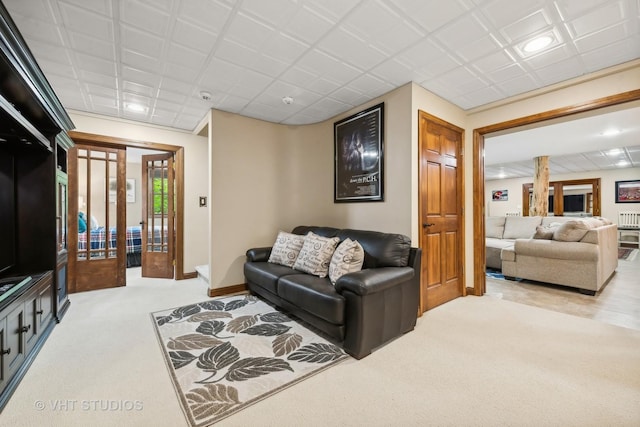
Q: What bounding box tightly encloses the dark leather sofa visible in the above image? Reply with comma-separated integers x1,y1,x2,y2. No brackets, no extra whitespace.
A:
243,226,421,359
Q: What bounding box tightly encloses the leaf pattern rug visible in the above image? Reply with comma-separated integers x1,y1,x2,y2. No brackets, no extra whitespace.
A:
151,294,349,426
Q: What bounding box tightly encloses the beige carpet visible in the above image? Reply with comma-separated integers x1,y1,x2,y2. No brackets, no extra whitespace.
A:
2,270,639,426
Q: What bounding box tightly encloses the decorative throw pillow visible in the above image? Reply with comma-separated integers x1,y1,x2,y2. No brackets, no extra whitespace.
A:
328,238,365,285
533,225,554,240
293,232,340,278
552,220,591,242
267,231,305,267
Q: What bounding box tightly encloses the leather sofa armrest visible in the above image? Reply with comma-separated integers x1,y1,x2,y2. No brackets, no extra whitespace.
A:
335,267,414,296
246,247,272,262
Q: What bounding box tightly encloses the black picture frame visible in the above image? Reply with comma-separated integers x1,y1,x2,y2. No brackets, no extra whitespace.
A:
615,180,640,203
334,103,384,203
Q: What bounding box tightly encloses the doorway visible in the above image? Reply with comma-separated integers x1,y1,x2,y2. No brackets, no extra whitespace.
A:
472,90,640,295
67,131,188,292
418,111,465,312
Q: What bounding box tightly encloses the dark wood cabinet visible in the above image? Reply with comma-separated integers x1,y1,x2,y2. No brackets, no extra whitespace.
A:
0,3,74,410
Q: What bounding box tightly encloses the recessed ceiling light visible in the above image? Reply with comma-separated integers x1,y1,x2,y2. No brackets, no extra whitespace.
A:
125,103,146,113
282,96,294,105
523,35,553,53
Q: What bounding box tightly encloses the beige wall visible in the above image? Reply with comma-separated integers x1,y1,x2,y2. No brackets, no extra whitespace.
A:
68,112,209,273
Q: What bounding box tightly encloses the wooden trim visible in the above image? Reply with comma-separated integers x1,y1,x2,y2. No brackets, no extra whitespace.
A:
208,284,248,298
67,131,186,280
182,271,197,280
473,89,640,296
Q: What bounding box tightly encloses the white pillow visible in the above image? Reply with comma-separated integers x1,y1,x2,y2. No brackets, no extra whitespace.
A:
293,232,340,278
267,231,305,267
329,238,364,284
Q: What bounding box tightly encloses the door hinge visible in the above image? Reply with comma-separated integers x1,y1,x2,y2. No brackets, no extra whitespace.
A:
173,259,176,266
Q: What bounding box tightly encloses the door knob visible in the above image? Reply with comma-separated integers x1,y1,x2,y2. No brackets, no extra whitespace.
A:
423,223,435,228
1,348,10,355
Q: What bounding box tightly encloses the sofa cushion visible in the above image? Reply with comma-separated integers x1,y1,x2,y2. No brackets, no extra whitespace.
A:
553,220,591,242
277,274,345,325
336,229,410,268
503,216,542,239
243,262,298,295
329,238,365,285
267,231,305,267
291,226,339,238
293,232,340,278
486,217,506,239
533,225,555,240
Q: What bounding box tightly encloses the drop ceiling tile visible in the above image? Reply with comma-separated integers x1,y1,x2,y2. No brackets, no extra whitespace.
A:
455,35,503,62
121,66,161,88
216,38,258,69
74,52,116,75
214,94,250,112
305,0,361,22
554,0,613,20
150,107,178,124
296,49,361,85
481,0,546,28
460,85,505,106
68,31,115,61
417,54,462,79
36,58,77,78
395,39,447,69
172,19,219,54
8,15,63,45
524,44,574,70
348,74,394,96
155,91,187,108
58,1,113,40
472,50,514,74
166,43,207,69
122,80,154,98
486,63,527,83
500,8,552,43
392,0,469,32
534,56,585,86
89,94,118,108
84,83,117,98
495,74,539,96
260,32,310,63
22,39,72,65
342,0,401,40
307,78,341,95
280,66,319,88
330,86,365,104
120,24,164,57
177,0,232,30
224,12,274,50
4,0,56,21
317,27,385,71
252,55,290,78
574,22,630,52
370,19,425,56
79,69,117,88
433,13,489,52
240,0,300,28
565,1,625,37
121,49,160,74
60,0,112,16
89,103,119,116
581,36,640,71
281,5,335,45
158,76,195,95
120,2,170,36
370,59,414,86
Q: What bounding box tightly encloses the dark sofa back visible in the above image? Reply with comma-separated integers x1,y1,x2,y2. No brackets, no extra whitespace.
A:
291,226,411,269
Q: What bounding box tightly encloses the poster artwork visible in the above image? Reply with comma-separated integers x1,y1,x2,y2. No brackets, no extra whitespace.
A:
334,103,384,202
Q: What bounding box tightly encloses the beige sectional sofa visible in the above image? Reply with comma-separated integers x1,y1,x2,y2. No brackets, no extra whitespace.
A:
486,216,618,295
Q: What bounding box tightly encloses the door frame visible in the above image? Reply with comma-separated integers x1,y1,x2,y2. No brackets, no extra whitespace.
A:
68,131,190,280
472,89,640,296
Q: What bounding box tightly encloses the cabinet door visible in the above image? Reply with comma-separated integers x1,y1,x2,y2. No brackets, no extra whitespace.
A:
37,281,53,330
0,317,7,391
24,292,39,355
5,304,25,380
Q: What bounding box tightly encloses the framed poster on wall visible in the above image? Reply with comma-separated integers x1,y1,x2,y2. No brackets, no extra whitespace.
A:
334,103,384,202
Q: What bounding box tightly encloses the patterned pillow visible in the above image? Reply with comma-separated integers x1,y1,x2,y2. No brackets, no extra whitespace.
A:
533,225,555,240
328,238,365,285
293,232,340,278
267,231,305,267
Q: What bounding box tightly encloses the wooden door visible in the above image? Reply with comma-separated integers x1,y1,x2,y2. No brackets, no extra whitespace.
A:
68,145,126,292
141,153,175,278
418,111,464,312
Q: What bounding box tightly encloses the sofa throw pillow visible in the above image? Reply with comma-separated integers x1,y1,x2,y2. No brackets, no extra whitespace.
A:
552,220,591,242
328,238,365,285
533,225,555,240
293,232,340,278
267,231,305,267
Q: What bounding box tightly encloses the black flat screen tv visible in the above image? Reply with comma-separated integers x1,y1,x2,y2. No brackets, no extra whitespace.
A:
563,194,585,212
0,152,16,276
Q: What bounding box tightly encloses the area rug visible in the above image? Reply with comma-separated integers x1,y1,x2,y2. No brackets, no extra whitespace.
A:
151,294,349,427
618,247,638,261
